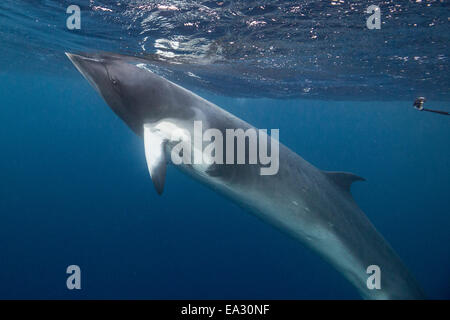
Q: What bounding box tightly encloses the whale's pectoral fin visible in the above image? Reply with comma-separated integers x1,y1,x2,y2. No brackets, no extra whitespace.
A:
144,125,167,195
323,171,365,193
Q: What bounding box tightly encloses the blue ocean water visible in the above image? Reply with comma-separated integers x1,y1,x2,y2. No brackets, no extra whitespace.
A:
0,1,449,299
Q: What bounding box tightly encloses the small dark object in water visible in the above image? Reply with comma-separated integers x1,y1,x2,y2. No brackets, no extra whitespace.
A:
413,97,426,111
413,97,449,116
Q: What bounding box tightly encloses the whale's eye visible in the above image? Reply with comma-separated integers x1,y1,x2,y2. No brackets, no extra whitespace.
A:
110,76,121,93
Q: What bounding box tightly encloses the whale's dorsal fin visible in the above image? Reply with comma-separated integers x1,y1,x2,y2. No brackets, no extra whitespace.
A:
323,171,365,193
144,124,167,195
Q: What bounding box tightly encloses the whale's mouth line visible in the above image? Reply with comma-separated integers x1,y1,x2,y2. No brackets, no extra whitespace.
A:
65,52,101,63
65,52,102,94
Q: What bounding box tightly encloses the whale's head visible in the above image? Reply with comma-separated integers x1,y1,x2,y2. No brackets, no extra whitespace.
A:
66,52,179,136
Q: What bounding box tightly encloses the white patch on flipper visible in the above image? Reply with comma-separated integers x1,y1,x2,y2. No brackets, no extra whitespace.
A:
143,124,167,194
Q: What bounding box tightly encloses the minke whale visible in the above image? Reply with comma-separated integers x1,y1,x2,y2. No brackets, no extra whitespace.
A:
66,51,425,299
